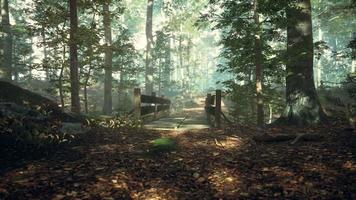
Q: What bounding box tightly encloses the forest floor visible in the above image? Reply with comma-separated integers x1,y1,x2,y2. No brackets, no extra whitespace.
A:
1,121,356,200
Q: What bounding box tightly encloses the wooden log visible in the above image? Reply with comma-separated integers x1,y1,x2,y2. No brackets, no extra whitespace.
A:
215,90,222,128
134,88,141,118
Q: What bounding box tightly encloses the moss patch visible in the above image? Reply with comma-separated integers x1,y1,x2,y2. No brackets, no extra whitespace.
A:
148,137,178,155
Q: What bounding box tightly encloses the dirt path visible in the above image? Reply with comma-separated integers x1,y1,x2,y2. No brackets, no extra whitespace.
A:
0,124,355,199
144,98,210,131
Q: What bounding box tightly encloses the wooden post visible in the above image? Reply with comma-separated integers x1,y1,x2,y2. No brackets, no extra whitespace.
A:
134,88,141,118
152,92,157,119
215,90,222,128
206,93,212,125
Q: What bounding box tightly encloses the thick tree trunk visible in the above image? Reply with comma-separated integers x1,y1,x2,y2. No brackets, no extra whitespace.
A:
102,2,113,115
1,0,12,80
254,0,264,127
277,0,326,125
69,0,81,113
145,0,154,94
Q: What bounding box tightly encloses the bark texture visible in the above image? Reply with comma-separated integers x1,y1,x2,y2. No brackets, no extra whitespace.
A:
69,0,81,113
103,2,113,115
145,0,154,94
254,0,264,127
277,0,326,125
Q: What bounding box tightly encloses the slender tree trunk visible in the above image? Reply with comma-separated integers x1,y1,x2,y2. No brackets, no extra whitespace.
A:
118,70,125,106
1,0,12,80
11,37,17,81
352,32,356,73
145,0,154,94
69,0,81,113
316,25,323,87
254,0,264,127
178,32,184,87
268,104,273,124
42,26,50,80
277,0,326,125
103,1,113,115
186,37,191,78
59,45,66,110
172,34,177,80
84,67,91,114
164,34,171,91
158,57,162,96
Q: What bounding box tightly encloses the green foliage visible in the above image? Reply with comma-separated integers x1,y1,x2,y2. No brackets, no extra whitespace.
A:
206,0,287,124
0,114,75,150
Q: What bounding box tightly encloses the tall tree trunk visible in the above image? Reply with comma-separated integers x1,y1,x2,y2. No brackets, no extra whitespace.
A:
42,26,49,80
277,0,326,125
254,0,264,127
103,1,113,115
1,0,12,80
69,0,81,113
145,0,154,94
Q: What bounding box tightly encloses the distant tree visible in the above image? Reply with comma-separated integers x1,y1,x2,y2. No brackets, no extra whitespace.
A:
145,0,154,94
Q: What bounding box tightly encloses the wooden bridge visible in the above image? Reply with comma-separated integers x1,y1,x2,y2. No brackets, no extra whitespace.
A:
132,88,229,131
